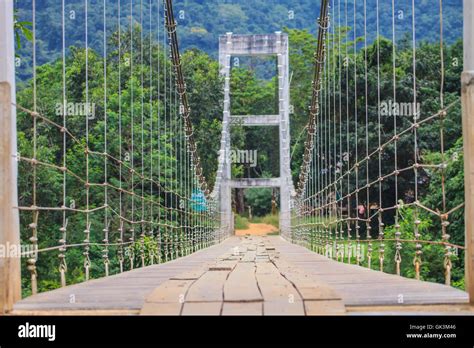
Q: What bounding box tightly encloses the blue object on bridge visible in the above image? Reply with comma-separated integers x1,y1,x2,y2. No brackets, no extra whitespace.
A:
191,189,207,212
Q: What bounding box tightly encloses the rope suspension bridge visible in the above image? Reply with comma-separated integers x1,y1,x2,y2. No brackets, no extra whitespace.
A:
0,0,473,315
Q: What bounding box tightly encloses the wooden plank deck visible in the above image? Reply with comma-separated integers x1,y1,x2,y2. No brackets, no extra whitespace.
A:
10,236,472,315
139,235,344,315
272,238,471,311
11,238,239,314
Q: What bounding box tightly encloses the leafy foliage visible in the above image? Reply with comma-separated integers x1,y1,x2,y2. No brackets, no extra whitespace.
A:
16,26,221,296
13,2,466,294
14,0,462,81
244,188,273,217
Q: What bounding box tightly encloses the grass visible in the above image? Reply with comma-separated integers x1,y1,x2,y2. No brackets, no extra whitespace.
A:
248,214,279,228
235,213,280,229
260,213,279,228
234,214,250,229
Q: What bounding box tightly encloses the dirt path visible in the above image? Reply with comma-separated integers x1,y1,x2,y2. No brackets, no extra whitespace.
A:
235,222,278,236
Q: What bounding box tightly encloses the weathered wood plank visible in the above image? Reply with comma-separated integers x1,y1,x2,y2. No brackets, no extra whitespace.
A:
264,300,305,315
255,263,298,302
256,262,321,315
208,260,238,271
170,269,207,280
14,302,144,310
304,300,346,315
186,271,229,302
241,250,257,262
145,279,194,303
182,302,222,315
140,302,182,315
224,263,262,302
222,302,262,315
12,309,139,316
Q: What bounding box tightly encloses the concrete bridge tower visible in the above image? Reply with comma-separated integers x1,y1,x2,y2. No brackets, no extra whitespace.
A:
218,32,293,235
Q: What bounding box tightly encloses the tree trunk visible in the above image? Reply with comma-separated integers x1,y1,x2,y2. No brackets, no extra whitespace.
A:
234,188,245,214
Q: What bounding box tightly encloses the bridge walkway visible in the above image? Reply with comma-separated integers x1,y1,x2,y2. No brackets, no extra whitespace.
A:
11,236,471,315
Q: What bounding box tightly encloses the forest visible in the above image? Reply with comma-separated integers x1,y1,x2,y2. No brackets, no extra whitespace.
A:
13,1,466,295
14,0,462,80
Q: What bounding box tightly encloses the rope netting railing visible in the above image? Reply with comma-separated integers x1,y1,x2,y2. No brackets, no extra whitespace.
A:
289,0,465,287
15,0,226,296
